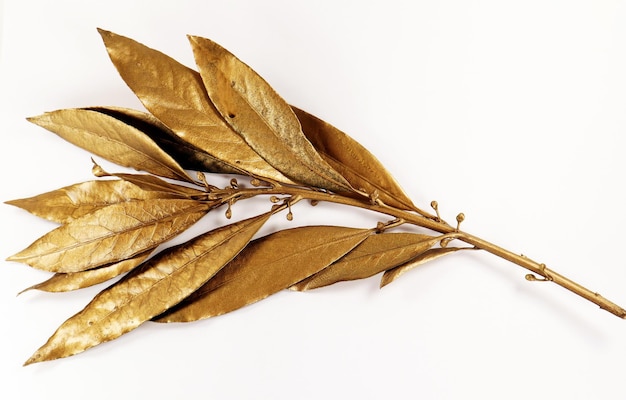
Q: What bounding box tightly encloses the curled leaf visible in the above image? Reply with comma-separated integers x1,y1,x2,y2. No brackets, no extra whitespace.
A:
5,179,183,224
24,212,270,365
20,250,153,293
7,199,211,273
98,29,292,183
27,109,193,182
292,233,446,291
188,35,352,192
380,247,471,288
294,107,417,210
156,226,372,323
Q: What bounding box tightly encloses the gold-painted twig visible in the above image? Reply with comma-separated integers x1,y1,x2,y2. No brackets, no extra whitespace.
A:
226,185,626,319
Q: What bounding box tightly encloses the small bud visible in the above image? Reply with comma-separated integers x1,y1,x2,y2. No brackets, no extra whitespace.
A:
225,202,233,219
286,212,293,221
270,196,280,203
310,200,319,206
230,178,238,189
250,178,261,187
430,200,438,210
376,221,385,232
455,213,465,231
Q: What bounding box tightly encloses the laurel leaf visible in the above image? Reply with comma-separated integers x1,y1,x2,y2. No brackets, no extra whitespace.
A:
5,180,185,224
23,212,270,365
188,35,352,192
294,107,417,210
156,226,371,323
27,109,193,183
380,247,469,288
90,162,207,199
86,106,236,174
291,233,444,291
20,250,153,293
7,199,211,273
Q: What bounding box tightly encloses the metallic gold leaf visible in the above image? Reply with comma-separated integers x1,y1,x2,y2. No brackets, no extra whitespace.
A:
20,250,153,293
7,199,210,273
27,109,193,183
291,233,443,291
86,106,237,174
294,107,417,210
156,226,372,323
5,179,183,224
23,213,270,365
91,163,207,199
97,29,293,183
380,247,469,288
188,35,352,192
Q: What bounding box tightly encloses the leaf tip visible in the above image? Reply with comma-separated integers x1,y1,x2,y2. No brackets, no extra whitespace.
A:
17,285,34,296
25,115,42,124
26,113,52,129
379,275,392,289
289,282,309,292
23,352,42,367
96,27,113,38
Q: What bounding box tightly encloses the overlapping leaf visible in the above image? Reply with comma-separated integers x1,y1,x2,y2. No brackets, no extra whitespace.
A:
292,233,446,291
294,107,417,210
28,109,193,183
24,213,270,365
98,29,293,183
156,226,372,323
20,250,153,293
5,179,185,224
7,199,211,273
87,106,236,174
188,35,352,192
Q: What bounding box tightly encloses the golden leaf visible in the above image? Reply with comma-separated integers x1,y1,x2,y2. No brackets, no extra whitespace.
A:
380,247,469,288
156,226,372,323
188,35,352,192
91,162,207,199
87,106,237,174
24,212,270,365
27,109,193,183
291,233,443,291
294,107,417,210
98,29,293,184
5,179,183,224
20,250,153,293
7,199,210,273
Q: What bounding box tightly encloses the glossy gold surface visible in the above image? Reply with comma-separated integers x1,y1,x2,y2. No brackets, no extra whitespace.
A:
7,29,624,365
189,35,351,192
99,29,292,183
157,226,371,322
8,199,209,272
23,213,269,365
292,233,443,291
28,109,193,182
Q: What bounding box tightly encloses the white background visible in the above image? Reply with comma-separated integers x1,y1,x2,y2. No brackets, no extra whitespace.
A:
1,1,626,399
